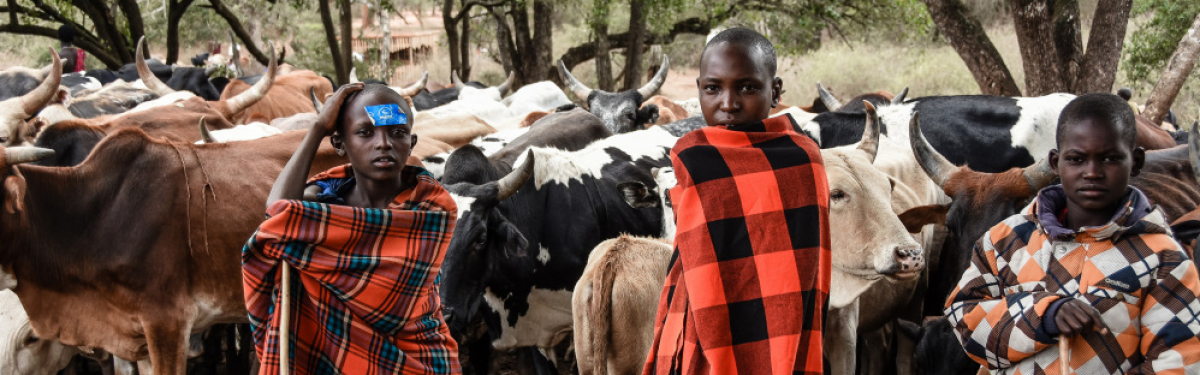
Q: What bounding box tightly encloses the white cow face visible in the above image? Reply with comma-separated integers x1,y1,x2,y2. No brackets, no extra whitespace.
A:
823,148,924,279
0,290,79,375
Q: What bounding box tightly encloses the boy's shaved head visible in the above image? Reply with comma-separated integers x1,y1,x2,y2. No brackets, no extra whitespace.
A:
703,28,777,76
1056,93,1137,150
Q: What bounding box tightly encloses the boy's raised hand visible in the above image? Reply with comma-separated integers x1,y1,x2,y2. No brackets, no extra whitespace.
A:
314,83,364,135
1055,298,1109,336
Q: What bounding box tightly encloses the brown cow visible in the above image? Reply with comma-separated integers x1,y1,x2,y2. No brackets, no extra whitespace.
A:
0,127,348,374
133,38,277,126
218,70,334,124
572,235,673,375
640,95,689,127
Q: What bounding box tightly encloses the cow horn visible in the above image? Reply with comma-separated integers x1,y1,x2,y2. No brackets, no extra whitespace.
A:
496,71,515,97
451,70,464,87
224,41,276,118
397,71,429,97
17,47,62,117
1021,157,1056,192
228,31,242,77
557,59,593,102
858,101,880,163
310,86,324,112
497,150,535,201
198,117,216,144
892,87,909,105
1189,125,1200,187
817,82,842,111
349,67,360,84
4,147,54,165
636,55,670,99
909,112,957,187
136,37,175,96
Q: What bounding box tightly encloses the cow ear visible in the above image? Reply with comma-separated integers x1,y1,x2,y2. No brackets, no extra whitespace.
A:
496,219,529,258
53,88,70,105
898,204,949,233
638,104,660,127
3,174,26,215
897,319,923,340
617,181,658,208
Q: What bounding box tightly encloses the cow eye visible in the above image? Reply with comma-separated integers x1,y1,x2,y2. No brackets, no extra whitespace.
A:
626,113,636,120
830,189,847,201
25,334,37,345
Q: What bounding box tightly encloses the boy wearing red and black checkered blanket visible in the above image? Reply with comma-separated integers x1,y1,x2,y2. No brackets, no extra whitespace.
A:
642,28,831,375
243,83,460,374
945,94,1200,374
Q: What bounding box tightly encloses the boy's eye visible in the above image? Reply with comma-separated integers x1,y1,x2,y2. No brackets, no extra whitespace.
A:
741,84,756,91
356,128,372,136
704,85,718,93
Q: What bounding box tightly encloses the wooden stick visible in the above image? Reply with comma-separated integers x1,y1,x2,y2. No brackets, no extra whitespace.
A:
280,265,292,375
1059,335,1070,374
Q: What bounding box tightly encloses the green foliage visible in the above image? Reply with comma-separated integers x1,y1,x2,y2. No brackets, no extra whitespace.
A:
1123,0,1200,83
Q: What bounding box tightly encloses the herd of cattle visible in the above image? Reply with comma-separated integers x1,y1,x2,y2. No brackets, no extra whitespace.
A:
0,39,1197,375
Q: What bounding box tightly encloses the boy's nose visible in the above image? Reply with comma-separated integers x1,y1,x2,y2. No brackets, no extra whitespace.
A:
1082,162,1103,178
375,133,393,149
720,93,738,112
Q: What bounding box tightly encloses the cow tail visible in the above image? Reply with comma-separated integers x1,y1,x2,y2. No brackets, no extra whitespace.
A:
589,238,624,375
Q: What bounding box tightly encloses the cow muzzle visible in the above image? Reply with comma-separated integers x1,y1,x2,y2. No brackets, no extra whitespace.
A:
882,246,924,280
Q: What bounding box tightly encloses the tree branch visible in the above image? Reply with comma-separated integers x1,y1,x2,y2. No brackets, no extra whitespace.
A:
203,0,271,65
559,16,716,73
451,0,507,22
0,23,121,67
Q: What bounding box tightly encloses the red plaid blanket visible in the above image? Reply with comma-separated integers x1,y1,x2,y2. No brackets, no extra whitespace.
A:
643,114,831,375
243,165,461,375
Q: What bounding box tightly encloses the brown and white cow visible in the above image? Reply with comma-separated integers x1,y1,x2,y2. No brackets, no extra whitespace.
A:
0,48,62,143
218,69,336,124
640,95,689,127
0,127,348,374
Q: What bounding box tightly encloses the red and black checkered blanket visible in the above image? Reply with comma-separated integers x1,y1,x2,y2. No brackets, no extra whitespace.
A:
243,165,461,375
643,114,832,375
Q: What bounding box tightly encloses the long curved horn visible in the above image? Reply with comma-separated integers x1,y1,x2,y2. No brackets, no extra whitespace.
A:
349,67,360,84
223,42,277,118
497,150,535,201
557,59,593,102
817,82,842,112
136,37,175,96
1190,124,1200,187
636,55,670,98
892,87,909,105
1021,157,1056,192
908,112,957,187
496,71,515,97
397,72,429,97
310,86,324,112
198,117,216,144
858,101,880,163
451,70,464,87
5,147,55,165
228,31,242,77
17,47,62,117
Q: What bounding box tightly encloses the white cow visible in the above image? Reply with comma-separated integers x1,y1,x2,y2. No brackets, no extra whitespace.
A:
0,290,79,375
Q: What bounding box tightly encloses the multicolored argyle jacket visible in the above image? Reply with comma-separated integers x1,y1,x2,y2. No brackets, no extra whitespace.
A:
243,165,461,375
946,185,1200,374
643,114,831,375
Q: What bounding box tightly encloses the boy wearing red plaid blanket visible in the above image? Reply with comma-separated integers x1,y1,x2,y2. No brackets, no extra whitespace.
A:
643,28,831,375
945,94,1200,373
244,83,461,374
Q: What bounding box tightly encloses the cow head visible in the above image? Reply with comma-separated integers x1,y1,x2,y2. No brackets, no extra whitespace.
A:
617,167,677,238
816,83,908,113
439,147,536,337
825,102,923,279
452,71,514,102
136,37,277,121
0,48,61,143
558,55,669,134
909,112,1056,312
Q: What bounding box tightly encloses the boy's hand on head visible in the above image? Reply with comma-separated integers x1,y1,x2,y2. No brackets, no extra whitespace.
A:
315,83,364,136
1054,298,1107,336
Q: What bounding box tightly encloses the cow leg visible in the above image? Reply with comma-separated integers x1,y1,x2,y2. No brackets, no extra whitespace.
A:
515,347,558,375
137,360,153,375
142,317,192,375
825,301,859,375
112,357,137,375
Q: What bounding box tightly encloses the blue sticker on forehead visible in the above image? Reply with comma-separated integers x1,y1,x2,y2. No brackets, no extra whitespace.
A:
364,104,407,126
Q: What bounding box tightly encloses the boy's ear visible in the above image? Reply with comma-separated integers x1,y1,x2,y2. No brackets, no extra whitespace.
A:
772,77,783,105
329,133,344,152
1131,146,1145,177
1048,149,1060,174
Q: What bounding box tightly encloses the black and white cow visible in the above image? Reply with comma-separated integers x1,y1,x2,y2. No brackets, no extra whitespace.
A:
558,55,670,134
0,60,58,102
438,126,678,366
801,93,1075,173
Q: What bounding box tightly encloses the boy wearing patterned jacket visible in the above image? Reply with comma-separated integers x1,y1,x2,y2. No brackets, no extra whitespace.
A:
945,93,1200,374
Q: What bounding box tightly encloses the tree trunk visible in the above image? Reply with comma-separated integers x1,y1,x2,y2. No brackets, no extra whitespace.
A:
1143,13,1200,125
490,6,516,75
209,0,273,65
116,0,145,58
459,7,472,79
1010,0,1082,95
380,0,391,82
319,0,347,84
921,0,1021,96
559,16,714,72
530,0,553,83
165,0,194,64
1075,0,1131,94
511,0,533,83
622,0,647,91
443,0,461,80
591,0,613,90
339,0,354,81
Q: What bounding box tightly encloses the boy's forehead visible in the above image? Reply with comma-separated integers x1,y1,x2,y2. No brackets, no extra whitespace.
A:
700,42,768,73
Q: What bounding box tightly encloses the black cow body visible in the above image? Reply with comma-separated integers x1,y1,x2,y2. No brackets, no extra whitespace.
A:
166,67,221,101
807,94,1075,173
0,66,47,101
438,127,677,365
898,318,979,375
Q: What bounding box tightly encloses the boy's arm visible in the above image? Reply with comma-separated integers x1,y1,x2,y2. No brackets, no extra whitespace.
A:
945,235,1065,370
265,83,361,209
1132,245,1200,373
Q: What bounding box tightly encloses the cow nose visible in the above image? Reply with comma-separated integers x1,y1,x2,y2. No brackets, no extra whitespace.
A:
895,247,925,272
